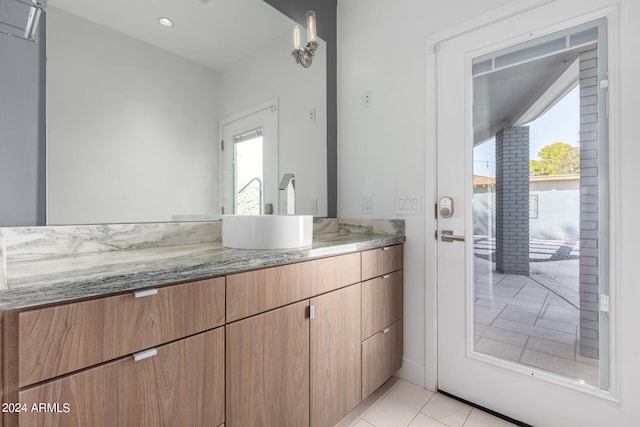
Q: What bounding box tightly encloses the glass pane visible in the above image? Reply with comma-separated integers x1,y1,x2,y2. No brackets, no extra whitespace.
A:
472,24,607,388
234,130,263,215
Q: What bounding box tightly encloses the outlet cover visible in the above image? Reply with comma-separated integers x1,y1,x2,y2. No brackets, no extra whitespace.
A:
362,196,373,214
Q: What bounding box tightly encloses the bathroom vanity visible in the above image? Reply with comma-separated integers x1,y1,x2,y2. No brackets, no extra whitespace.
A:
0,220,404,427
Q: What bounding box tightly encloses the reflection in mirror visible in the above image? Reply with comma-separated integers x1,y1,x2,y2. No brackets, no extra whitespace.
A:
471,20,608,388
45,0,327,224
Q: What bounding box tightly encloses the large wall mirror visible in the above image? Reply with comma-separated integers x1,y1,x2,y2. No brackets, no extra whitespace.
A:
44,0,328,224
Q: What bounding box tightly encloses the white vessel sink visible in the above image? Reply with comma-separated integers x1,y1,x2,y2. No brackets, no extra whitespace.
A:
222,215,313,249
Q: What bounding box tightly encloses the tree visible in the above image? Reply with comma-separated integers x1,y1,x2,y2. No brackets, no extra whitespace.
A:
529,142,580,176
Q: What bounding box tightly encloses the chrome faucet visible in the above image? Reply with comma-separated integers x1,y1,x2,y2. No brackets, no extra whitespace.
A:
279,173,296,215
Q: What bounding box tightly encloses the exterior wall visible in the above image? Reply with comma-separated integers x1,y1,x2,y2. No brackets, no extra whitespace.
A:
579,47,600,359
495,127,530,275
473,177,580,241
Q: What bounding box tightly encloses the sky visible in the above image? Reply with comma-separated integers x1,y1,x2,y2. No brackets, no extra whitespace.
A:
473,85,580,178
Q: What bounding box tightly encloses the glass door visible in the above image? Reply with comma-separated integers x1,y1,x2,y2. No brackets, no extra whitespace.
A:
436,3,615,426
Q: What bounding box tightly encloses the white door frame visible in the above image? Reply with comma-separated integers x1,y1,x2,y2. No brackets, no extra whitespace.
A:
424,0,622,422
219,98,279,215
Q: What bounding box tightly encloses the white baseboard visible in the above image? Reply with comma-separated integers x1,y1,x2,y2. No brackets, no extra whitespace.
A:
396,358,428,389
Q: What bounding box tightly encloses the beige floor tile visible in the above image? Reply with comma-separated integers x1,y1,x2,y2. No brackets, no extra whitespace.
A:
463,408,519,427
335,377,400,427
421,393,472,427
350,420,376,427
363,380,434,427
407,413,448,427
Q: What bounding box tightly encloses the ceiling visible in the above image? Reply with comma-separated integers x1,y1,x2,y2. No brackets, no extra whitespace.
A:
473,48,582,145
48,0,295,71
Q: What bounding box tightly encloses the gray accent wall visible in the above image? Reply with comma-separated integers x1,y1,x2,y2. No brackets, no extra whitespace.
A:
0,14,46,226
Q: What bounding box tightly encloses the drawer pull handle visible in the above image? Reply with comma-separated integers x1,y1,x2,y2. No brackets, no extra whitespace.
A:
382,327,390,334
133,288,158,298
382,247,390,251
133,348,157,362
382,274,390,279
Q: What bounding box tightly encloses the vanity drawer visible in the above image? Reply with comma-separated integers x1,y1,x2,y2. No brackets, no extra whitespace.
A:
361,244,403,281
226,252,361,322
18,277,225,387
19,327,225,427
362,320,403,399
361,270,403,340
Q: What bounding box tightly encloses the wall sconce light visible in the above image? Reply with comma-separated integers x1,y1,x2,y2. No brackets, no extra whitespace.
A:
292,11,318,68
0,0,46,42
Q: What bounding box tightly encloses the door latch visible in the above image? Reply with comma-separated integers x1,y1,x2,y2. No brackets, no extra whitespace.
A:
441,230,465,242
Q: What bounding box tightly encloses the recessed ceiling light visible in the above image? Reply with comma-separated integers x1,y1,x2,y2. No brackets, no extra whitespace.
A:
157,17,174,27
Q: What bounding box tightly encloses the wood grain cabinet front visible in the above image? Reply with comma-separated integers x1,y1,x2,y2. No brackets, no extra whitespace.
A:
310,283,362,427
18,327,225,427
361,270,403,340
226,300,310,427
16,277,225,387
361,245,403,281
361,320,403,399
360,244,404,400
226,252,361,322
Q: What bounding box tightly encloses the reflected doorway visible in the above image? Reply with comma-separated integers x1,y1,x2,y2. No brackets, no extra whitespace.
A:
221,100,279,215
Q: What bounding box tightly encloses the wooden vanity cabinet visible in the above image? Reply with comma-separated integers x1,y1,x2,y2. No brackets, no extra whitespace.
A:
3,277,226,427
17,278,225,387
1,311,3,427
225,252,366,427
2,243,403,427
18,328,225,427
361,245,404,399
226,300,310,427
310,283,362,427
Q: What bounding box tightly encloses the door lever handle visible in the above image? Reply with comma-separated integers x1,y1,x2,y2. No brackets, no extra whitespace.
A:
441,230,465,242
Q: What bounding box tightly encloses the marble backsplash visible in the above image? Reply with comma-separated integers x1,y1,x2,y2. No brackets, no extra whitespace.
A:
0,217,404,290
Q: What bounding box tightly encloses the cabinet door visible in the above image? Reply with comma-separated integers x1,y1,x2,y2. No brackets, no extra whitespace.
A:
361,270,403,340
361,245,403,281
310,284,362,427
18,328,225,427
18,277,225,387
362,320,403,399
226,300,309,427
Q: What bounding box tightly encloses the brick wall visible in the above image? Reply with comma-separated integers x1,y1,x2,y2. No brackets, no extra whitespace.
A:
495,126,530,275
579,47,600,360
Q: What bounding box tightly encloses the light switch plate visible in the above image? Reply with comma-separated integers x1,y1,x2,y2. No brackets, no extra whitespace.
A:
396,195,421,215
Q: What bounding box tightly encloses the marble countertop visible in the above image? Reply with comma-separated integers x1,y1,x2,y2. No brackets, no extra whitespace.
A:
0,232,405,311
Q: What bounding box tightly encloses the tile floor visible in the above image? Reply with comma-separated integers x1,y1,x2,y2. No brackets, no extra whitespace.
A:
335,377,519,427
473,253,599,385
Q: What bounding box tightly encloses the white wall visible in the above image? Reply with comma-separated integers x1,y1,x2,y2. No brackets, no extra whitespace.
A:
47,8,219,224
218,31,328,217
338,0,640,424
337,0,514,388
